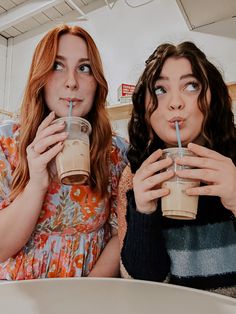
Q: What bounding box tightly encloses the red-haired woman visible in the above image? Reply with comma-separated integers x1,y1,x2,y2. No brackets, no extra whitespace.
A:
0,25,127,279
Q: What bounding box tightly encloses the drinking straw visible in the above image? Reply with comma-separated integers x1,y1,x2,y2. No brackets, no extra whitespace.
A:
67,100,73,132
68,100,73,118
175,121,182,148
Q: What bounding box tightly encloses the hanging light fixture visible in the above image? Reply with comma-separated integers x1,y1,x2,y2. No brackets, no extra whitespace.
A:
124,0,154,8
105,0,154,10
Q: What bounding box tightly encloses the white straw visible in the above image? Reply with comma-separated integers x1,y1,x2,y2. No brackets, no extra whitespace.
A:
67,100,73,132
68,100,73,117
175,121,182,148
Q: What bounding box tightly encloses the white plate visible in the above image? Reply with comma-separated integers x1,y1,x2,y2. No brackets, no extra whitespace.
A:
0,278,235,314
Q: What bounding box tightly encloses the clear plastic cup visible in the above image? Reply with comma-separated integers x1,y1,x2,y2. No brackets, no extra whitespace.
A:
53,116,92,185
161,147,200,220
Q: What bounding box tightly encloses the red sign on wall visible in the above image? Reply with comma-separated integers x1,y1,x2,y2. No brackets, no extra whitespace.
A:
118,84,135,99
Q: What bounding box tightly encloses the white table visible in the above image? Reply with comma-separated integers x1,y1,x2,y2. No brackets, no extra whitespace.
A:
0,278,235,314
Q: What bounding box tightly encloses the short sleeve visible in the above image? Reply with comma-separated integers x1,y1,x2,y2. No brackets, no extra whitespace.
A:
108,135,128,230
0,122,19,210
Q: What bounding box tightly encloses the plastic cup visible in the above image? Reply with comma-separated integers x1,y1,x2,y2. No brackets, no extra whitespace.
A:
161,147,200,220
53,116,91,185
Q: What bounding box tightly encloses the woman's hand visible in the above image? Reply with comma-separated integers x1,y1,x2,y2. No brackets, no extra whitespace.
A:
26,112,68,190
176,142,236,215
133,149,174,214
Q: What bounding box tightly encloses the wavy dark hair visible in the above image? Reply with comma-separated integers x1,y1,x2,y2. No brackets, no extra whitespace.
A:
128,41,236,173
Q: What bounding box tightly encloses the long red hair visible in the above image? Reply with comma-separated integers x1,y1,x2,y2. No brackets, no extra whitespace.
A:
11,24,112,200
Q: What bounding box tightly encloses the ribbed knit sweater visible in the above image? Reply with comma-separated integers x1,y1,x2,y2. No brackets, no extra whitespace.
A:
118,166,236,298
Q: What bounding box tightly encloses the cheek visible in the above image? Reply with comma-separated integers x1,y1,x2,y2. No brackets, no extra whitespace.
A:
150,107,164,122
193,109,204,133
195,105,204,119
150,110,163,133
84,78,98,97
43,80,59,109
44,78,55,97
43,85,50,103
87,80,97,98
91,78,97,90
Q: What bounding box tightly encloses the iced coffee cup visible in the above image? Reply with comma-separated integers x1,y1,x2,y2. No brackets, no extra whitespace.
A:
161,147,200,220
53,116,91,185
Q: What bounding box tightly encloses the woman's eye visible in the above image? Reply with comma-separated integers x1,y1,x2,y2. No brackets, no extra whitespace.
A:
79,64,92,73
185,81,200,92
53,61,63,71
155,86,166,96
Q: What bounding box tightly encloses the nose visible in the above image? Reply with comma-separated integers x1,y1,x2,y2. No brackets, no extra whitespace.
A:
65,70,78,90
168,93,185,110
169,103,184,110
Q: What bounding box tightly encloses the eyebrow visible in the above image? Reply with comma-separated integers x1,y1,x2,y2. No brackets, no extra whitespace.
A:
157,74,196,81
55,55,90,62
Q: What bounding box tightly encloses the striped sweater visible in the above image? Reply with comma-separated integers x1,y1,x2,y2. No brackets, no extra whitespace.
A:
118,166,236,298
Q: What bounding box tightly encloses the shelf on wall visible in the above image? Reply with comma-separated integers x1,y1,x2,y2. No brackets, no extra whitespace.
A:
106,103,132,121
0,108,14,118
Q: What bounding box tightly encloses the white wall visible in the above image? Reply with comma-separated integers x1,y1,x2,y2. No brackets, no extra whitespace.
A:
3,0,236,115
0,35,7,109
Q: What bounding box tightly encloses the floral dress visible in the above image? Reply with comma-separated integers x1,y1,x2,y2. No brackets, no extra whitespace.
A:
0,122,128,280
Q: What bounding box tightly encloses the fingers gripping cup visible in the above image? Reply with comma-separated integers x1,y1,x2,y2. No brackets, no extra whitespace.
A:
54,117,92,185
161,148,200,220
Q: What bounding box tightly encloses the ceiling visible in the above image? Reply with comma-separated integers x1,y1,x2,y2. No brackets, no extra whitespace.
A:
0,0,107,39
0,0,236,40
177,0,236,38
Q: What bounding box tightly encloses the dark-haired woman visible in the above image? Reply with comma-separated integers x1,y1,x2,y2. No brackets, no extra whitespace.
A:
118,41,236,297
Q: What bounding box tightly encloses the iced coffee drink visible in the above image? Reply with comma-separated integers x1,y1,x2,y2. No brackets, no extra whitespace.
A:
161,148,200,220
53,117,91,185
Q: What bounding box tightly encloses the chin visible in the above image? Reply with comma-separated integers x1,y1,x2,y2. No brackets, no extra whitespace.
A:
164,141,178,148
164,139,190,148
57,111,69,118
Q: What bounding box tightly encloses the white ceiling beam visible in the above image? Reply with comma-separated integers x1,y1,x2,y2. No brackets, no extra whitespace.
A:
0,0,63,32
65,0,87,20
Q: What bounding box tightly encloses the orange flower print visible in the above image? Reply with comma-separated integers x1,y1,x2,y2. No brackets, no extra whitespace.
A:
36,234,49,249
0,160,6,171
48,181,60,194
110,147,119,164
38,203,56,223
81,206,96,221
68,266,76,277
47,259,59,278
74,254,84,269
58,265,67,277
70,186,87,203
92,242,99,258
4,137,16,155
